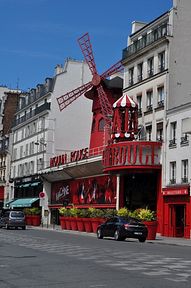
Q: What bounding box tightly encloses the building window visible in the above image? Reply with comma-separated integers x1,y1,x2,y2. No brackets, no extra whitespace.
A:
137,62,143,82
181,159,188,183
169,121,177,147
98,118,105,131
170,161,176,184
158,51,165,72
147,57,154,77
146,90,153,111
137,94,142,116
20,145,23,158
156,122,163,141
146,125,152,141
157,86,164,106
129,67,134,86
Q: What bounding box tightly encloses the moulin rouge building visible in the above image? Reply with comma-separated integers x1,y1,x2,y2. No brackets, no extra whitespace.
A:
40,33,164,235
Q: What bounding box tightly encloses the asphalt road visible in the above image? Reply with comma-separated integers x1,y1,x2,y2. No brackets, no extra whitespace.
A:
0,228,191,288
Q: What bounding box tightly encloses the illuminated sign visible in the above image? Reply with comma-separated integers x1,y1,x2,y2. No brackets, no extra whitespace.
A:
163,188,188,196
103,141,161,170
50,147,89,167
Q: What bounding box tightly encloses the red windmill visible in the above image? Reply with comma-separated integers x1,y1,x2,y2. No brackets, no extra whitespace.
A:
57,33,123,148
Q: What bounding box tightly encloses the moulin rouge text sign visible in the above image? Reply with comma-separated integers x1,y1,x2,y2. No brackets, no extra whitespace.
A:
102,142,161,169
50,147,88,167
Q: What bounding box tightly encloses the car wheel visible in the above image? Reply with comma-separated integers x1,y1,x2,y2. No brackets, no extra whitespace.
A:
139,237,146,243
22,226,26,230
114,229,122,241
97,228,103,239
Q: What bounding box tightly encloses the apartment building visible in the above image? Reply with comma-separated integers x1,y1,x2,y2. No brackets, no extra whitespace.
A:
9,58,92,211
121,0,191,238
0,87,20,210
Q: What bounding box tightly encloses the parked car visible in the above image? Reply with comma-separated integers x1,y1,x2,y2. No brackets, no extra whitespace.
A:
97,216,148,242
0,210,26,230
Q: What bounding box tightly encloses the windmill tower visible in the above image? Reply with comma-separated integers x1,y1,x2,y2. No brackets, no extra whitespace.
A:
57,33,123,150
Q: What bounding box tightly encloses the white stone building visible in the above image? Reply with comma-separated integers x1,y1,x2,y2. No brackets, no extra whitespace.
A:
121,0,191,238
9,58,92,216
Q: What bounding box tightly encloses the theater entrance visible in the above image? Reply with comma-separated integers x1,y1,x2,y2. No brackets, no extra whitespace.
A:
123,172,158,211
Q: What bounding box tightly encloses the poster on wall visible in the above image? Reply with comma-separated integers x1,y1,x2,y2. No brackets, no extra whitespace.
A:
51,175,116,205
51,181,71,206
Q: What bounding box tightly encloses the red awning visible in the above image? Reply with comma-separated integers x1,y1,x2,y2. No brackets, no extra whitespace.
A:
113,94,137,108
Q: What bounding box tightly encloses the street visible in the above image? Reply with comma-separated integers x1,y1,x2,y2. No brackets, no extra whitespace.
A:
0,228,191,288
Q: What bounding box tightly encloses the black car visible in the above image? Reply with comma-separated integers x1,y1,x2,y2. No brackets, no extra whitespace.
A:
97,216,148,242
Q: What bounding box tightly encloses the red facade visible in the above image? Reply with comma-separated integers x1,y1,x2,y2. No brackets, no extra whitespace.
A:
51,175,117,207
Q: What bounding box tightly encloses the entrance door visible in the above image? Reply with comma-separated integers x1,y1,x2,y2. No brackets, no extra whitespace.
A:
174,205,185,237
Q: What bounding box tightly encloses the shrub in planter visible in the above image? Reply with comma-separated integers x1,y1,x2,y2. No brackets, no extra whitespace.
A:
102,209,117,219
70,207,78,230
81,208,93,233
23,208,32,225
133,208,157,240
75,209,86,232
117,207,129,217
89,208,105,233
59,207,68,229
30,208,41,226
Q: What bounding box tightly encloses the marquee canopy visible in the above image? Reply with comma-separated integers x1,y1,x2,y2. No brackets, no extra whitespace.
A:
113,94,137,108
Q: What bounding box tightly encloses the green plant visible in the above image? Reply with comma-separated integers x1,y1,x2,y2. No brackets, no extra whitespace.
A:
103,209,117,219
70,207,79,217
133,208,156,221
117,207,129,217
59,207,71,216
23,208,32,215
88,208,105,218
30,207,41,215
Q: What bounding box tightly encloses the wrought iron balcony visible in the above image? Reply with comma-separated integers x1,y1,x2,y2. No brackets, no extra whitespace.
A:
146,105,153,112
158,100,164,107
170,178,176,184
122,23,171,60
181,177,188,184
169,138,176,148
180,135,189,146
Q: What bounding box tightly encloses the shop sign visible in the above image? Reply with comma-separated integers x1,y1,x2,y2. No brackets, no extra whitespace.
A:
163,188,188,196
103,141,161,169
50,147,88,167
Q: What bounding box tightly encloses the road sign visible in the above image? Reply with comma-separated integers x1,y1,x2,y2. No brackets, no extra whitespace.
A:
39,192,45,198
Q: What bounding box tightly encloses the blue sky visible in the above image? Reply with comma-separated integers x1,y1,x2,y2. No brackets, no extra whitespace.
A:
0,0,172,91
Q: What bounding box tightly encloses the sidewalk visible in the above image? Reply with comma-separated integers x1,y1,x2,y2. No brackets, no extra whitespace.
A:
29,224,191,247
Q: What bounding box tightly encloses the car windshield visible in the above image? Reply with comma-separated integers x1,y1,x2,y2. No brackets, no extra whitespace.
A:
11,212,24,218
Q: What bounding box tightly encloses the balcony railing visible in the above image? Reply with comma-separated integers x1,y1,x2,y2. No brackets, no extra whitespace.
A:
182,177,188,184
122,23,171,60
170,178,176,184
180,135,189,146
169,138,176,148
13,102,51,127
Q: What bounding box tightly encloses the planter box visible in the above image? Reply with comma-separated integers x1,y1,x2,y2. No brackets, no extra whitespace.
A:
25,215,33,225
83,218,93,233
31,215,41,226
91,218,105,233
76,218,85,232
70,218,78,231
143,221,158,240
65,217,71,230
59,216,66,229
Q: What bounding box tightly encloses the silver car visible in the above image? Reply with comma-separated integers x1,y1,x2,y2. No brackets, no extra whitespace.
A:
0,210,26,230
